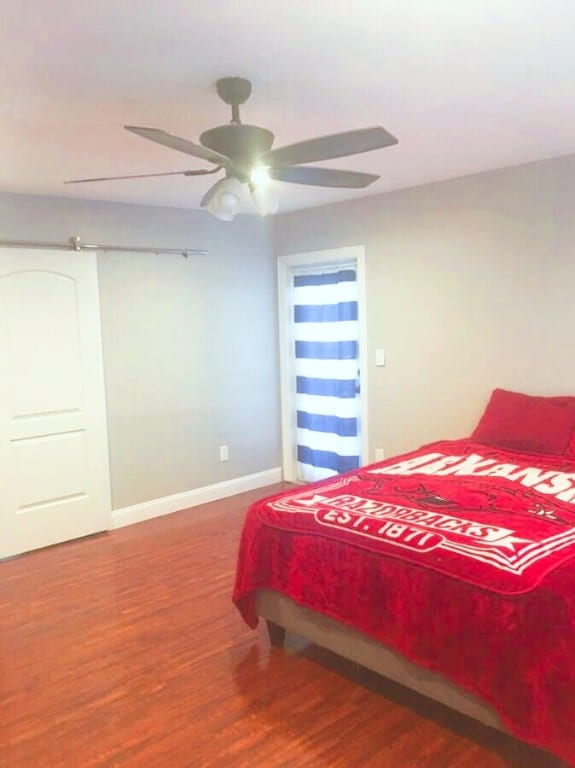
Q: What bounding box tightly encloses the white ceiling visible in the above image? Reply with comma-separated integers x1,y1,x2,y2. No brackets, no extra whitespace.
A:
3,0,575,215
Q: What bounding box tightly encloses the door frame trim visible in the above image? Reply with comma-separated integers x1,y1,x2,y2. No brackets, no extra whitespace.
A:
277,246,369,482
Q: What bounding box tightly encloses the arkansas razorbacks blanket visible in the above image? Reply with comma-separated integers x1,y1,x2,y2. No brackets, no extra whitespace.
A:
233,440,575,765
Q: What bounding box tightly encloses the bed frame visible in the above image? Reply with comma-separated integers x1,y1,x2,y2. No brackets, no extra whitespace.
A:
256,588,503,731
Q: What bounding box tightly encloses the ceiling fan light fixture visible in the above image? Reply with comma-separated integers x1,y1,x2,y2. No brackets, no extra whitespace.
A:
203,176,245,221
250,165,271,186
251,182,279,217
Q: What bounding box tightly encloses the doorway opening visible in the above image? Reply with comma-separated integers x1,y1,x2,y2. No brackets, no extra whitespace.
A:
278,246,368,483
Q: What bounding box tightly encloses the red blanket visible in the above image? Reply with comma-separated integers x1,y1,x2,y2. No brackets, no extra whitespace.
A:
233,440,575,765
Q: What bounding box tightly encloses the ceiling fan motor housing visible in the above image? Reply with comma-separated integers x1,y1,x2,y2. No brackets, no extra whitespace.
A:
201,77,275,175
200,124,274,174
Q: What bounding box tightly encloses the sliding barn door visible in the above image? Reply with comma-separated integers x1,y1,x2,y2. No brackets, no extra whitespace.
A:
0,249,111,558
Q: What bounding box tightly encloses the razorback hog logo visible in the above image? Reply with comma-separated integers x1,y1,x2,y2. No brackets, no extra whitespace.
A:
358,475,568,525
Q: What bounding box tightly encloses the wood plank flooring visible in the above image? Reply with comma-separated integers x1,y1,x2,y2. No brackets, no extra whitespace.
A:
0,485,564,767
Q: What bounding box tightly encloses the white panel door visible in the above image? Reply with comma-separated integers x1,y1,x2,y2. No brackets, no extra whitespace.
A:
0,248,111,558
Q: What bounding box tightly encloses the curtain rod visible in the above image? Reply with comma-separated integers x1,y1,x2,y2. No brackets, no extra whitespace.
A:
0,236,207,258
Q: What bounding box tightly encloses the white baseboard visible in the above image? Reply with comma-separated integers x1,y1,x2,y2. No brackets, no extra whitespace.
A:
111,467,282,529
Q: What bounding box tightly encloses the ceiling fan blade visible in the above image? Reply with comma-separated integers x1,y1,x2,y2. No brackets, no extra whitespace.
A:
125,126,231,165
64,168,221,184
269,166,379,188
260,126,397,167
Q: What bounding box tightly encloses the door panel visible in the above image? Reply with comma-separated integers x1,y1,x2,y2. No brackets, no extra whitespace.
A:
2,271,83,414
0,249,111,558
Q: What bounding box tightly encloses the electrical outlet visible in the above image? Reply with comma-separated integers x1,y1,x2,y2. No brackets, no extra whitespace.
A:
219,445,229,462
375,448,385,462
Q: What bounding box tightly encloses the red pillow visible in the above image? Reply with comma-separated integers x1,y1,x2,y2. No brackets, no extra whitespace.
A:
471,388,575,456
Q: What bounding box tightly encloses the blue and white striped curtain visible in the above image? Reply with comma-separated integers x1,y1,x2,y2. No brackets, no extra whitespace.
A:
293,268,361,482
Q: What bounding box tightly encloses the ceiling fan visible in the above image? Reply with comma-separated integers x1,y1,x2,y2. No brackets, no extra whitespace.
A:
65,77,398,220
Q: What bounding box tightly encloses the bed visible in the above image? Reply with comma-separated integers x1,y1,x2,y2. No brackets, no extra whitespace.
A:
233,388,575,765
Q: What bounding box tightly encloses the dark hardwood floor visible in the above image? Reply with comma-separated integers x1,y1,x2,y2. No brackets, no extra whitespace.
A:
0,485,563,767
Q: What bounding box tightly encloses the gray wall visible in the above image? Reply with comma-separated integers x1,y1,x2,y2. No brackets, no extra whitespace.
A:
0,193,280,508
4,151,574,505
273,154,575,460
